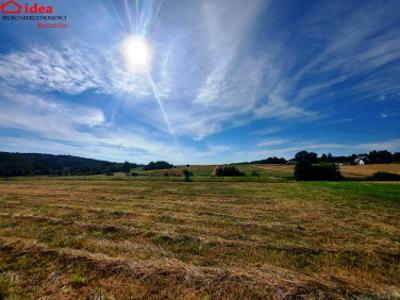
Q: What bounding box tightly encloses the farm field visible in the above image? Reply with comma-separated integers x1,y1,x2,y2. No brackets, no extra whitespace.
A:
138,164,293,182
253,164,294,174
253,163,400,179
0,176,399,299
340,164,400,178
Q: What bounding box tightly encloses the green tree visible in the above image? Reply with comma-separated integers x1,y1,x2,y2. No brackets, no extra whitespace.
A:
123,161,133,175
182,169,193,182
295,151,317,164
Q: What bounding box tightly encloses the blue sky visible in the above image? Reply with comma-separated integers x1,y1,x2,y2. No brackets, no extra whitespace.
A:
0,0,399,164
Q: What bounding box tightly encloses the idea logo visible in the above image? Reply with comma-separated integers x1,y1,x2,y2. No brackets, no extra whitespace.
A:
1,0,22,14
0,0,53,14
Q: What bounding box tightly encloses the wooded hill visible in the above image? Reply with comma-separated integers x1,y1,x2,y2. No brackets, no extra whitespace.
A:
0,152,137,177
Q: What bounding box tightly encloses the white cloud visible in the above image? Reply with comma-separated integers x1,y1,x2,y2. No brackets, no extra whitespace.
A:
323,118,354,125
207,144,230,153
257,139,286,147
251,127,281,136
0,0,399,156
254,143,345,157
0,47,100,95
253,138,400,160
0,86,105,136
3,1,396,142
255,96,311,119
0,86,236,164
0,86,183,162
0,45,160,99
357,139,400,152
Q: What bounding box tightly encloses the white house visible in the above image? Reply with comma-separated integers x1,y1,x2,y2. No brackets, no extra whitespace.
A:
354,156,370,165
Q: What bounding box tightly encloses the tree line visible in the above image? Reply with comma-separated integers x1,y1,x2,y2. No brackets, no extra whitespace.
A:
240,150,400,165
0,152,137,177
293,150,400,181
294,150,400,164
143,161,173,170
1,149,400,178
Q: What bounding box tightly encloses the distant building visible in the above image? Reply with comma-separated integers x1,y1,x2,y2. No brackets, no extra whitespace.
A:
354,156,370,165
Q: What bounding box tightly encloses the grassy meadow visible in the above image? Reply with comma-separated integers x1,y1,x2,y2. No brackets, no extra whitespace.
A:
254,163,400,179
136,164,293,182
340,164,400,178
0,165,399,299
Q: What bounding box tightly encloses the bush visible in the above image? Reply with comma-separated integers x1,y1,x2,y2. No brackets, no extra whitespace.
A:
182,169,193,181
123,161,134,175
295,151,318,164
369,172,400,181
295,162,341,181
251,157,286,164
143,161,173,170
212,165,244,177
250,171,260,177
70,274,86,287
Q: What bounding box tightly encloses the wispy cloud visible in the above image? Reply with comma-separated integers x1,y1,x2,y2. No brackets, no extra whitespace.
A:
357,139,400,152
253,139,400,160
323,118,354,125
0,47,100,95
0,85,236,163
257,139,287,147
1,1,398,142
0,85,105,135
0,86,182,161
251,127,282,136
0,0,399,163
0,46,157,98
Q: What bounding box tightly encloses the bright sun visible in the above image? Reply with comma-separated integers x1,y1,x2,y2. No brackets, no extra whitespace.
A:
120,35,152,73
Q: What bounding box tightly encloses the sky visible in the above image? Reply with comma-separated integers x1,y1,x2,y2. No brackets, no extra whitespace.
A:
0,0,399,164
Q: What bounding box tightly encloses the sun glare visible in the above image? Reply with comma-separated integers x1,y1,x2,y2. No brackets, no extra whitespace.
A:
120,35,152,73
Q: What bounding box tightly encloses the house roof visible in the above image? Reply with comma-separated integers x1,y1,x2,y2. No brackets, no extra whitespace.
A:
354,156,369,163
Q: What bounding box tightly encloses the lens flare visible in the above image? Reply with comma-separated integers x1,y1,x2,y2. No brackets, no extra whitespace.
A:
120,35,152,73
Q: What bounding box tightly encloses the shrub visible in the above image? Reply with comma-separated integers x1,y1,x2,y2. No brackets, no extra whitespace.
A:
143,161,173,170
369,171,400,181
183,169,193,181
295,162,341,181
70,274,86,287
212,165,244,177
123,161,134,175
295,151,318,164
250,171,260,177
111,210,126,217
251,157,286,164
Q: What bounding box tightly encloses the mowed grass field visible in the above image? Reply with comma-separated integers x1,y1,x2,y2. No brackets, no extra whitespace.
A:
255,163,400,179
340,164,400,178
139,164,293,182
0,171,399,299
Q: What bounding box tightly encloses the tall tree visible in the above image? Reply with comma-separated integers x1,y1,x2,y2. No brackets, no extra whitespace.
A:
295,151,317,164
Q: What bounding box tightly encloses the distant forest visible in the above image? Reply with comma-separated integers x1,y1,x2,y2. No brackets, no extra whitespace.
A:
298,150,400,164
0,152,137,177
243,150,400,165
1,149,400,177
